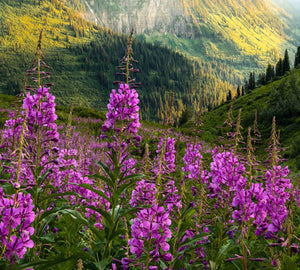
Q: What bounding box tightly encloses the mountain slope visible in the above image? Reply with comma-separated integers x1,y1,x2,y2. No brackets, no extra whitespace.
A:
0,0,100,107
199,67,300,171
0,0,235,121
81,0,297,82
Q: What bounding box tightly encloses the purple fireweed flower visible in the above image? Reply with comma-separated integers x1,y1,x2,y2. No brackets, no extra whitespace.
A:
230,162,292,237
102,84,140,135
207,151,247,207
182,143,208,183
23,87,59,142
1,87,60,188
162,252,173,261
154,137,176,175
263,166,291,234
0,189,35,260
162,180,182,213
130,179,157,207
128,205,172,264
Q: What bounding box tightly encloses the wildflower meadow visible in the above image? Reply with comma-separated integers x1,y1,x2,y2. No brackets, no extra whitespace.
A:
0,30,300,270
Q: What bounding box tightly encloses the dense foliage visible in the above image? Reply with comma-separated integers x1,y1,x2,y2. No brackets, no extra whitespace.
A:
1,80,300,269
83,0,293,76
1,40,300,269
1,2,300,269
0,0,237,122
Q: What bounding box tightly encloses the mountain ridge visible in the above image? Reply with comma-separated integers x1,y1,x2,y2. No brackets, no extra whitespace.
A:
80,0,298,83
0,0,237,122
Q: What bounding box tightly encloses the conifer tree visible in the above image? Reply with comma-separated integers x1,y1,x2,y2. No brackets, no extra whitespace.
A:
276,58,283,77
237,85,240,97
258,73,266,86
241,85,245,96
227,90,232,101
295,46,300,68
247,72,255,91
283,49,290,74
265,64,274,82
244,79,249,92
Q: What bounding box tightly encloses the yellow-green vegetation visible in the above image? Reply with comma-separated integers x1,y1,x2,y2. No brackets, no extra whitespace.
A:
81,0,297,86
0,0,96,53
0,0,238,122
0,0,104,106
133,0,293,79
198,68,300,171
181,0,285,59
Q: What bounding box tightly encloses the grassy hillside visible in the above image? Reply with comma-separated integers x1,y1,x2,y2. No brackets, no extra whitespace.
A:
0,0,101,105
197,67,300,171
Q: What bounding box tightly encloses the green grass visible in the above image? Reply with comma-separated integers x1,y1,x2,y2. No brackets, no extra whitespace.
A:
196,68,300,172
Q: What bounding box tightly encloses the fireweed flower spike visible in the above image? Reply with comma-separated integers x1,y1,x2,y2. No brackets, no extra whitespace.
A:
0,189,35,260
182,142,208,183
128,205,172,265
22,87,59,143
154,137,176,176
130,179,157,207
207,151,247,207
114,27,141,89
102,84,140,135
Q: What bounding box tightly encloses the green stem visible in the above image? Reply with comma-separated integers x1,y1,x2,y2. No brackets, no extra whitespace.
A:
172,219,182,254
242,238,248,270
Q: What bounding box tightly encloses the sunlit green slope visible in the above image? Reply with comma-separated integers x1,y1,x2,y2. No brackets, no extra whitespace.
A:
199,67,300,171
0,0,236,121
82,0,298,82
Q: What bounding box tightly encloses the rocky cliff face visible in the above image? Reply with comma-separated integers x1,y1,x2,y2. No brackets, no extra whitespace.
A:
270,0,300,16
84,0,197,37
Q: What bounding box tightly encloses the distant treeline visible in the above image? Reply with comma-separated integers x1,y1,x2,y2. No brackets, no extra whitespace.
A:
222,47,300,102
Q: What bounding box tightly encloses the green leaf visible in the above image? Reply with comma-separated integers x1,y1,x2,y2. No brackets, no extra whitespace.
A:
84,205,114,228
282,254,298,270
176,233,210,257
217,239,232,261
231,259,242,270
117,207,140,220
112,180,137,204
94,174,114,187
159,259,168,269
94,259,109,270
59,209,103,239
36,205,74,223
107,148,118,164
37,234,55,243
209,261,217,270
76,183,111,203
36,168,52,186
119,172,143,184
112,165,121,183
97,161,113,180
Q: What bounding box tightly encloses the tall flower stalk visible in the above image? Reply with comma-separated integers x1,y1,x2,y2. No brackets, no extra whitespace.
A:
114,28,140,89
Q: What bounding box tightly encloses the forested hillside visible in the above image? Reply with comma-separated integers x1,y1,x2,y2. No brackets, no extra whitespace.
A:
1,1,300,269
197,67,300,171
81,0,298,83
0,0,234,121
